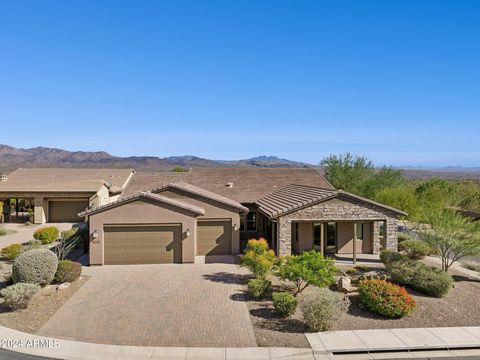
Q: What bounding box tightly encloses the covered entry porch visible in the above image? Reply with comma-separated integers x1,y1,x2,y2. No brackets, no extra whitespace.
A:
289,220,382,263
254,184,407,263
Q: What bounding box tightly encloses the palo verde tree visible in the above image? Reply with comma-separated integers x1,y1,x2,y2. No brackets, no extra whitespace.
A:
320,153,403,199
419,209,480,272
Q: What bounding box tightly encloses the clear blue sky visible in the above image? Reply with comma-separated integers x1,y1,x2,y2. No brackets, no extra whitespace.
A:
1,1,479,166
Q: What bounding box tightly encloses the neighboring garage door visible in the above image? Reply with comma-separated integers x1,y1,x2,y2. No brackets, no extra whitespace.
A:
48,200,89,222
197,220,231,256
103,225,182,265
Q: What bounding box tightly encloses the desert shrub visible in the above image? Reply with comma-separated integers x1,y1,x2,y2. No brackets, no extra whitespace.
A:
12,249,58,286
247,278,271,299
1,243,24,260
277,251,337,294
299,287,350,332
387,259,453,297
398,239,431,259
462,262,480,272
33,226,59,245
241,239,276,278
0,228,7,236
398,233,412,244
0,283,41,310
358,279,416,318
61,228,79,241
24,239,43,251
272,292,298,318
54,260,82,283
379,249,408,265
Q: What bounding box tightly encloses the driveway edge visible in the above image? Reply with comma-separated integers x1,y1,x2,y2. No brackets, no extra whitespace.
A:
0,325,314,360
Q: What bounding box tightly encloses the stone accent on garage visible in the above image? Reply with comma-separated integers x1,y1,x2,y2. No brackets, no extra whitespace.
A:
277,196,401,256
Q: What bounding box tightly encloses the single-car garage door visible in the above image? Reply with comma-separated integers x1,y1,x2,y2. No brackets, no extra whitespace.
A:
48,200,89,222
104,225,182,265
197,220,231,256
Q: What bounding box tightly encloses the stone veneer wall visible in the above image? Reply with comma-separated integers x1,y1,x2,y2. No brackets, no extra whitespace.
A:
277,196,399,256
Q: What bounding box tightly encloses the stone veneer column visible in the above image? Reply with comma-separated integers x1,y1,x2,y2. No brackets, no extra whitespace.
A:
372,221,381,253
278,217,292,256
33,197,46,224
385,217,398,251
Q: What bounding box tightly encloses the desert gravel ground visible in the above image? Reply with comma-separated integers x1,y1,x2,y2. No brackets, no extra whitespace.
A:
248,263,480,348
0,277,88,333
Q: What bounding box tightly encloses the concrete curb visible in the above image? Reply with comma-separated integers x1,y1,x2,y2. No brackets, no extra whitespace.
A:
306,326,480,355
0,325,315,360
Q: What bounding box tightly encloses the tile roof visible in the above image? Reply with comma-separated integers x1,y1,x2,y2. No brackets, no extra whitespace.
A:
79,191,205,217
0,168,134,193
124,168,334,203
152,182,249,212
256,184,408,218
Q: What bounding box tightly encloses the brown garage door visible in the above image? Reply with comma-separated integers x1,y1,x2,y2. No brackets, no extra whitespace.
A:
197,220,231,256
48,200,89,222
104,225,182,265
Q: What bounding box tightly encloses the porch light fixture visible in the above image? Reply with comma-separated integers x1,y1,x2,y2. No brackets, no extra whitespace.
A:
184,228,190,237
233,224,238,231
92,230,98,240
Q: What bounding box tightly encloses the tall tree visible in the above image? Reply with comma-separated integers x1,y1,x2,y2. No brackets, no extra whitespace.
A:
320,153,403,199
419,209,480,272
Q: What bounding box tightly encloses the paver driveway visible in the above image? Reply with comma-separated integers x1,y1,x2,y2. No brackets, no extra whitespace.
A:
38,264,257,347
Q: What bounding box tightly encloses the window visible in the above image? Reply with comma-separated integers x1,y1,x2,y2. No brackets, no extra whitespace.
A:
355,222,364,240
239,212,245,231
293,223,299,242
246,212,257,231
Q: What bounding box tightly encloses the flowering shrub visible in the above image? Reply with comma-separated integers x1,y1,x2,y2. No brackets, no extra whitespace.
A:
358,279,416,318
241,238,276,278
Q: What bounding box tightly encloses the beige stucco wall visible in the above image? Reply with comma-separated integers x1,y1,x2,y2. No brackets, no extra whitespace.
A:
88,199,197,265
158,190,241,254
337,221,373,254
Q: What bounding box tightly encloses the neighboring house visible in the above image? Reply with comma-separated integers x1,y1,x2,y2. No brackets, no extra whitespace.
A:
79,168,406,265
0,168,134,223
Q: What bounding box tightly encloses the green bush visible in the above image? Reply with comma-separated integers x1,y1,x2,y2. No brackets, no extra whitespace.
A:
277,251,337,294
387,259,453,297
12,249,58,286
358,279,416,318
398,239,431,259
398,233,412,243
54,260,82,283
462,262,480,272
299,288,350,332
1,243,24,260
272,292,298,317
24,239,43,251
247,278,272,299
61,228,79,241
0,283,41,310
0,228,7,236
379,249,408,265
33,226,59,245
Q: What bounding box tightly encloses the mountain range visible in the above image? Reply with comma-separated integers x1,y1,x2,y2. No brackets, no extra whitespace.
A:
0,144,310,172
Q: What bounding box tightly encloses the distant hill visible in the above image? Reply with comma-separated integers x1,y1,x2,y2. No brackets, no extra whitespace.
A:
0,145,310,172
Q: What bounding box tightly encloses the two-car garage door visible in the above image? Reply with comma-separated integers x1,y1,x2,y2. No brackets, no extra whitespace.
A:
104,225,182,265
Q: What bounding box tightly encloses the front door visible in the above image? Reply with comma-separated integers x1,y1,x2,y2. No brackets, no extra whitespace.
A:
324,222,337,254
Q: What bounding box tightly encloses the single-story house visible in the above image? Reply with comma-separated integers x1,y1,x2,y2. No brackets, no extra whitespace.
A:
0,168,134,223
78,168,406,265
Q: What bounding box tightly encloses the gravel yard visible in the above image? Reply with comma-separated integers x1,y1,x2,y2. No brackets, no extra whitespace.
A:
247,262,480,348
0,276,88,333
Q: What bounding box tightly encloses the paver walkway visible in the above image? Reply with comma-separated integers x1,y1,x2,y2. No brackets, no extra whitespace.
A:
38,264,257,347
